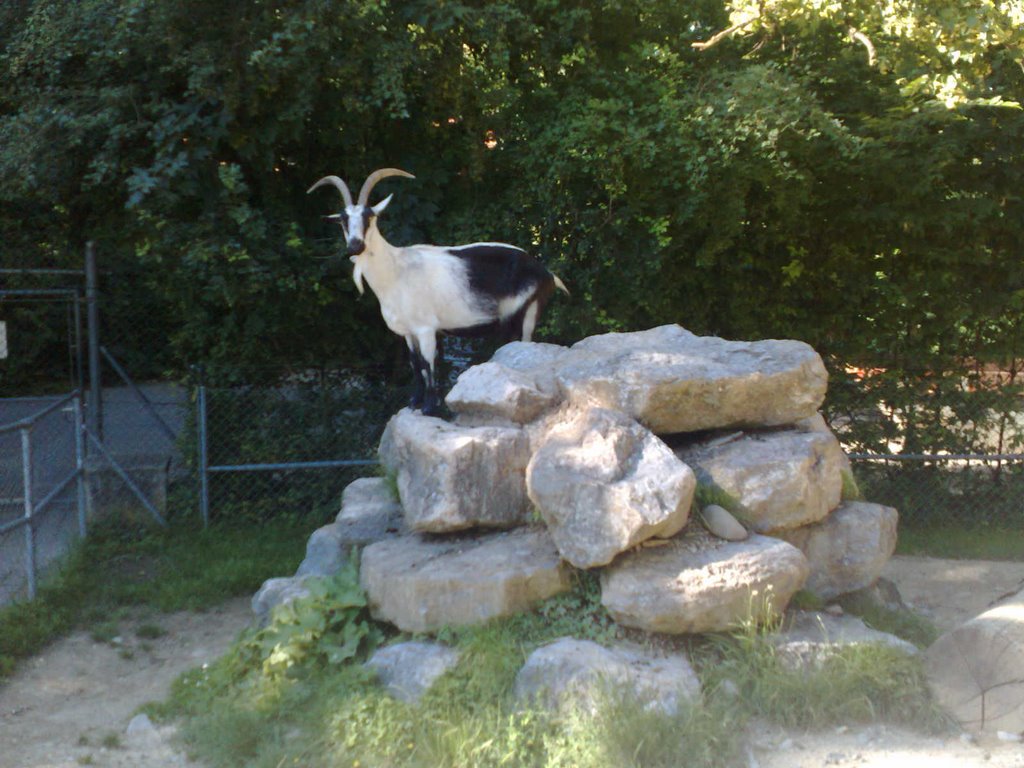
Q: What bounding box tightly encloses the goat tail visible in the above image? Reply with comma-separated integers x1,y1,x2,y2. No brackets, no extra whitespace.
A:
552,273,570,296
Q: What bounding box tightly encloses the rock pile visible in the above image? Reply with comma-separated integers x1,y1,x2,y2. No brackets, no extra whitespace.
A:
255,325,905,712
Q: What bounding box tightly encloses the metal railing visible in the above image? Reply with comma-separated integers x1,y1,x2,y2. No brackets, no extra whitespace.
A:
0,392,86,601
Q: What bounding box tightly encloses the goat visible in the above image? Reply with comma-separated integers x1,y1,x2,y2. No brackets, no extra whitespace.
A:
309,168,568,416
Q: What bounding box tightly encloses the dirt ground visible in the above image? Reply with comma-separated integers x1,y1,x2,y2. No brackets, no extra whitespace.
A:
1,557,1024,768
0,598,251,768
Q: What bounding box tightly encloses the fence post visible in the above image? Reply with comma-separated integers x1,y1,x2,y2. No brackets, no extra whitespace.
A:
197,383,210,527
73,394,87,539
85,241,102,442
20,426,36,601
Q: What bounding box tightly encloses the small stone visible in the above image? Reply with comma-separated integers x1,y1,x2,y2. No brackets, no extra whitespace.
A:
125,713,161,744
997,730,1023,743
126,713,155,736
700,504,748,541
719,678,740,698
824,604,844,616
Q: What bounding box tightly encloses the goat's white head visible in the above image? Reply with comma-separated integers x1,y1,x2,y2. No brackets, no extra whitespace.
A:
307,168,415,256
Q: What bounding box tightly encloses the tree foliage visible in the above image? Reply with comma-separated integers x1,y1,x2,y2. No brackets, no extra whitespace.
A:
1,0,1022,452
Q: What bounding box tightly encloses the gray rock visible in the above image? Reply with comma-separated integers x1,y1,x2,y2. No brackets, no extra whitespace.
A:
365,641,462,703
674,428,845,533
338,476,402,519
294,524,352,579
378,409,531,533
360,527,571,633
251,576,314,626
600,531,809,634
839,577,910,615
514,637,701,716
777,501,898,600
557,325,828,434
125,713,159,742
446,361,561,424
770,611,918,670
925,588,1024,733
700,504,749,541
295,478,405,579
526,406,694,568
491,341,573,397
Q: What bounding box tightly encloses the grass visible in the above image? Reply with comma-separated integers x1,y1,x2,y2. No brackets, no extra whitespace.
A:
0,514,313,680
896,520,1024,560
146,567,951,768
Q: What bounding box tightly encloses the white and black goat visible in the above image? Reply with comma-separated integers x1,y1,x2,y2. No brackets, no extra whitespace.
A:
309,168,567,415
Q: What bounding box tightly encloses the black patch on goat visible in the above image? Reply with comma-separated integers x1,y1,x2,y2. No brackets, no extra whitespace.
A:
447,244,552,302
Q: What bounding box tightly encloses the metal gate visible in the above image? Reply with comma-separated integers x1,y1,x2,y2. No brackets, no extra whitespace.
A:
0,245,173,605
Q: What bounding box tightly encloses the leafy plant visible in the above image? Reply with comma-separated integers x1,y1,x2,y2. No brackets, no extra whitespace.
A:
244,557,382,681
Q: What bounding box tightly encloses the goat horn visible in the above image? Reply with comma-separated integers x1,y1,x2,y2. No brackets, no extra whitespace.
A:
307,175,354,209
357,168,415,207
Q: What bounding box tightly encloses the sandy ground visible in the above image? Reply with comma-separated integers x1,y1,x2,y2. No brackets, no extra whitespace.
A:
0,598,251,768
0,557,1023,768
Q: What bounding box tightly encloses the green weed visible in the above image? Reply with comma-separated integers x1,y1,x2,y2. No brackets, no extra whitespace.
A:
699,621,948,733
136,623,167,640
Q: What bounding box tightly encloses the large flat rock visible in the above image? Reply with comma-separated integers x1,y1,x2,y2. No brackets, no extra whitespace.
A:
360,527,571,633
526,406,694,568
600,531,809,634
557,325,828,434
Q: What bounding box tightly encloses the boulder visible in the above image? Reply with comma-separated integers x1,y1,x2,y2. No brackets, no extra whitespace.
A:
365,641,462,703
490,341,572,397
296,504,404,579
446,361,561,425
514,637,701,716
674,428,845,533
925,588,1024,733
776,501,898,600
251,576,314,626
600,531,809,634
360,527,571,633
378,409,531,533
770,611,918,670
338,476,403,519
556,325,828,434
526,407,695,568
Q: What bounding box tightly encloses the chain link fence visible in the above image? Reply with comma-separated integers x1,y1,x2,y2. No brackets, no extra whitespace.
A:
190,366,408,524
825,370,1024,529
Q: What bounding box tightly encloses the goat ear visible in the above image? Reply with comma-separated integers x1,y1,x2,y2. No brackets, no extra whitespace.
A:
371,194,393,215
